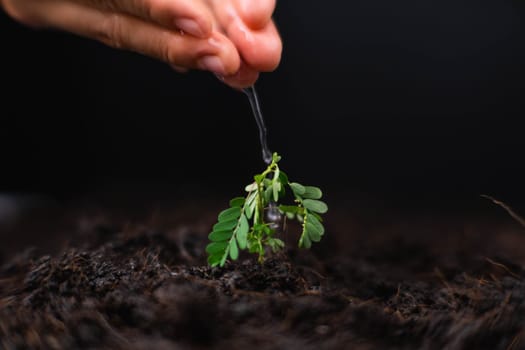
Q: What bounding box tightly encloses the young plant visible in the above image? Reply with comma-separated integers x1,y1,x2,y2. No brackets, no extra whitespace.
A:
206,152,328,267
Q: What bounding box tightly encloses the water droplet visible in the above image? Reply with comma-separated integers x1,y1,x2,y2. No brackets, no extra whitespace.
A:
266,202,282,231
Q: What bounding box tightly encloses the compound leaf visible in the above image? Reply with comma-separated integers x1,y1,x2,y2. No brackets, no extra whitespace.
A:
206,153,327,267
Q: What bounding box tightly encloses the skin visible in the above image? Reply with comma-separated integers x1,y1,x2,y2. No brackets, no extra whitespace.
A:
0,0,282,89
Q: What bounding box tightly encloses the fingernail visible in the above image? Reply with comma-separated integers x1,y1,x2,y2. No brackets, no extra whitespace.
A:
174,18,205,38
198,56,225,75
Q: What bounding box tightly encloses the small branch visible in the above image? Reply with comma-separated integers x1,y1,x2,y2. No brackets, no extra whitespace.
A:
485,257,520,279
480,194,525,228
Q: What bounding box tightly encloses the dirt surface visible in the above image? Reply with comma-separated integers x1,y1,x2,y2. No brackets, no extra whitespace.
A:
1,194,525,349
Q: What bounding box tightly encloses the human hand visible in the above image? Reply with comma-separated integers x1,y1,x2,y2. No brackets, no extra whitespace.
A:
1,0,282,88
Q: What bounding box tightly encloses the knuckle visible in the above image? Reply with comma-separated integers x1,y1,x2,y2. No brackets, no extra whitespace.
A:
98,14,126,49
160,38,174,64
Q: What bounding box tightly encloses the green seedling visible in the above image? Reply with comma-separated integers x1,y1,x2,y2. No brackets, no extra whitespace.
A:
206,152,328,267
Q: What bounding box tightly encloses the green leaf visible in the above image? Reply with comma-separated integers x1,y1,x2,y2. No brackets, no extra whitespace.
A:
205,152,328,267
302,199,328,214
208,254,222,267
263,225,272,234
245,193,257,219
267,238,285,252
236,214,249,249
206,242,228,254
220,247,229,266
264,186,273,204
253,223,266,233
307,214,325,236
218,207,241,222
229,197,245,208
279,205,299,214
208,230,233,242
306,222,322,242
213,220,238,231
300,233,312,249
272,181,281,202
248,242,260,254
310,212,323,222
278,171,289,185
229,240,239,260
289,182,305,196
302,186,323,200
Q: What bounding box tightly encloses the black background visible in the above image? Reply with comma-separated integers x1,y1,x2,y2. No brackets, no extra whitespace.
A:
1,0,524,209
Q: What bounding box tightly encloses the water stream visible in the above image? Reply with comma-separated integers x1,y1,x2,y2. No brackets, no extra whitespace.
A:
242,85,282,231
242,86,273,165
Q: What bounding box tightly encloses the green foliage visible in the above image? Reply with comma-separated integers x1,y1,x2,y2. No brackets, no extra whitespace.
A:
206,152,328,267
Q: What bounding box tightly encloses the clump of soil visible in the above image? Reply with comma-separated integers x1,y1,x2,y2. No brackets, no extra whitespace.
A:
2,202,525,349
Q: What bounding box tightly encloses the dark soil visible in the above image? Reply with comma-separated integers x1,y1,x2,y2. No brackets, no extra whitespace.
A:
2,195,525,349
